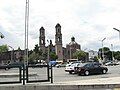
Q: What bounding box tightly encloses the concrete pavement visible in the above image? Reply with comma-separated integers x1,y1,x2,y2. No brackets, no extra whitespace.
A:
0,72,37,77
0,73,120,90
0,77,120,90
55,76,120,85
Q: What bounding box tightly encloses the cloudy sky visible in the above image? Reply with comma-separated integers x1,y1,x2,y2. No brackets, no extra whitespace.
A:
0,0,120,51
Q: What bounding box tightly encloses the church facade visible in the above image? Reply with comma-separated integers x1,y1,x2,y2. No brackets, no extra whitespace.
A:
0,23,81,64
39,23,81,62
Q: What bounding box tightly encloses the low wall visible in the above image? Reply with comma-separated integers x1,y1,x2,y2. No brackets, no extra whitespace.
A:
0,84,120,90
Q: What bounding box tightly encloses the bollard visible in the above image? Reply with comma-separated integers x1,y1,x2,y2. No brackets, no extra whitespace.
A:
51,65,53,83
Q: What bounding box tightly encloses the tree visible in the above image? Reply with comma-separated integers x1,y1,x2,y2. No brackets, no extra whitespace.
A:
49,51,58,61
33,44,39,54
28,52,39,61
114,51,120,60
0,45,9,53
92,56,99,62
73,50,87,62
98,47,112,60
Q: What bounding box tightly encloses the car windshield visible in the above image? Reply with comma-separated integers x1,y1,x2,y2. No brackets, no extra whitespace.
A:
77,63,86,67
71,63,77,67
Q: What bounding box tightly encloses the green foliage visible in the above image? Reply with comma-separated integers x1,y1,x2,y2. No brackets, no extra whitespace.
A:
73,50,86,61
92,56,98,62
0,45,9,53
28,52,39,61
49,51,58,60
98,47,112,60
28,44,45,62
33,44,42,55
114,51,120,60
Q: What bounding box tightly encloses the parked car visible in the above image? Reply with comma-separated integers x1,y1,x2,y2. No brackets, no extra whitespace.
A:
65,63,81,74
116,61,120,65
105,61,118,66
0,64,10,70
8,62,24,68
30,63,47,68
74,62,108,76
56,63,67,68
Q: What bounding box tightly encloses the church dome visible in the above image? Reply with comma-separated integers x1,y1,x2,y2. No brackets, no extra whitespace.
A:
69,37,78,45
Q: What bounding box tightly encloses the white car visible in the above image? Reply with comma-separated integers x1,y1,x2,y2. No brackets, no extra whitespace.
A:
105,61,117,66
65,63,80,74
116,61,120,65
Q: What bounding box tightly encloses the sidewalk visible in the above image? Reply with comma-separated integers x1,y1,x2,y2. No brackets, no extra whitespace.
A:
0,73,120,85
55,76,120,85
0,72,37,77
0,76,120,90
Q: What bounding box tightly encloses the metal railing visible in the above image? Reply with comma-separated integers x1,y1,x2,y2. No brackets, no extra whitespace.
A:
0,64,53,85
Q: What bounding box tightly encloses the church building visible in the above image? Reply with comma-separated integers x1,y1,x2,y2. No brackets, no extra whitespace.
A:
39,23,81,62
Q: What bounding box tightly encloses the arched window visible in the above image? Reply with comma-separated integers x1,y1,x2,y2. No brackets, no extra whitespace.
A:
41,39,43,44
57,28,60,32
58,37,60,42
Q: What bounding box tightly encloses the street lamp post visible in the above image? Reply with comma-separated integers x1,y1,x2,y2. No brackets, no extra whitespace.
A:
111,44,114,61
101,38,106,63
24,0,29,66
23,0,29,85
113,28,120,41
0,32,4,39
47,40,50,63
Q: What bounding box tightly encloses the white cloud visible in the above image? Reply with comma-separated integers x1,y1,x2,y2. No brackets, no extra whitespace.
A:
0,0,120,51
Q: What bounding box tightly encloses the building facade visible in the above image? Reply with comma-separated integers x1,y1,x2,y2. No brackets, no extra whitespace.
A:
88,50,98,60
39,27,45,53
55,23,63,62
66,37,81,59
38,23,81,62
0,47,24,64
0,23,83,64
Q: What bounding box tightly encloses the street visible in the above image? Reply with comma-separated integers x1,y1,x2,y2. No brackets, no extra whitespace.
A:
0,65,120,83
53,65,120,83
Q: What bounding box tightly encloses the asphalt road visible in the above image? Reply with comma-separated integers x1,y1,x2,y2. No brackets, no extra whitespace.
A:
53,65,120,83
0,65,120,83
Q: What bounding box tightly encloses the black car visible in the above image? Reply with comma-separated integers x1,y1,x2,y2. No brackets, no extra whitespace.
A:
7,62,24,68
0,64,10,70
74,62,108,76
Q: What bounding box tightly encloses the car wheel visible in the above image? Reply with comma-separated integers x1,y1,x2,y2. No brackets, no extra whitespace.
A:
84,70,89,76
102,69,107,74
69,71,72,74
5,68,9,70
